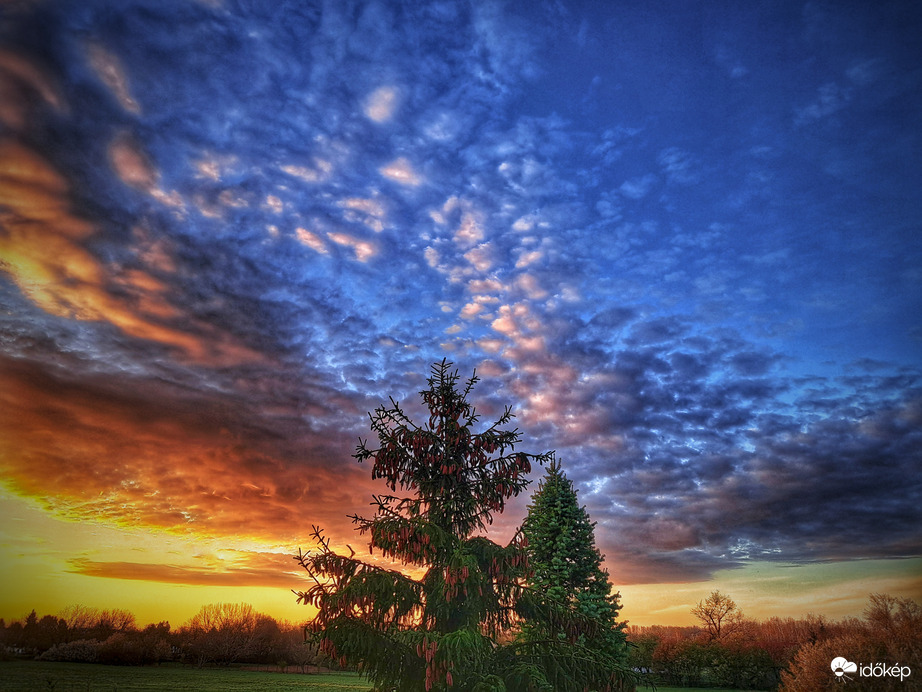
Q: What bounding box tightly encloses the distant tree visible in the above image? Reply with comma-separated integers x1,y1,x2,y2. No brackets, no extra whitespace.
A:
247,614,288,667
21,610,38,650
59,604,98,633
138,622,173,664
96,608,136,634
4,620,24,650
36,614,68,652
692,590,744,642
184,602,261,667
97,628,171,666
55,604,135,642
295,359,634,691
520,458,629,669
21,610,67,653
282,625,319,673
780,593,922,692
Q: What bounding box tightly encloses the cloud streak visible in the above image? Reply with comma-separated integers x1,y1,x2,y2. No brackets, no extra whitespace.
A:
68,554,308,590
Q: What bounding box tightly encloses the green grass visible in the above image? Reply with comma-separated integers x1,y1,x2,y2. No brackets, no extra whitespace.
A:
638,687,754,692
0,662,762,692
0,661,373,692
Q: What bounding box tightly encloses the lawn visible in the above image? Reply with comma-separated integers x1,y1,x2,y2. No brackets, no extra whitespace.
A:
0,662,762,691
0,661,373,691
638,687,753,692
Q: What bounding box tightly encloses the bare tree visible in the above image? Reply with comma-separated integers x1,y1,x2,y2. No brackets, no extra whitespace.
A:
185,602,260,666
58,605,98,633
691,590,744,641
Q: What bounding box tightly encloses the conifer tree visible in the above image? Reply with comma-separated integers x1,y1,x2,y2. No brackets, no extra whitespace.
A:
295,360,634,691
520,458,629,672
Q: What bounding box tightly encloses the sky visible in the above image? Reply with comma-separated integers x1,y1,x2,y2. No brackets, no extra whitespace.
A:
1,0,920,629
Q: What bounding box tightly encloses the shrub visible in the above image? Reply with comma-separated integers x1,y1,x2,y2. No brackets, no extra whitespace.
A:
38,638,100,663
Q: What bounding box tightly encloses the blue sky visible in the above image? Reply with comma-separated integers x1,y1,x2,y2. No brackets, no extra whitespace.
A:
1,0,920,625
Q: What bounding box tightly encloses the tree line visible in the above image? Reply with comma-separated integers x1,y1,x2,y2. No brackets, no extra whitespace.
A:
0,602,318,670
627,591,922,690
4,591,917,689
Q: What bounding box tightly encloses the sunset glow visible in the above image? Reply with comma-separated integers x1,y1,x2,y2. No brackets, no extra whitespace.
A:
1,0,920,632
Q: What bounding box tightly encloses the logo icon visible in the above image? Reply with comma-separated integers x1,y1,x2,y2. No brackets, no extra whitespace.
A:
831,657,857,681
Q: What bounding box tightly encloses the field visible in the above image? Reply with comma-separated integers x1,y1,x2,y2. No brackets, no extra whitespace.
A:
0,661,759,691
639,688,752,692
0,661,374,691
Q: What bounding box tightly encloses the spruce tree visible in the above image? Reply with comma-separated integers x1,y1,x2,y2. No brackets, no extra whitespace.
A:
295,360,634,691
520,458,629,674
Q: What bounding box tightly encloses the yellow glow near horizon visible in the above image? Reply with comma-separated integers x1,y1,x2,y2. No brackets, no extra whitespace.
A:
3,487,920,630
0,489,316,626
619,558,922,628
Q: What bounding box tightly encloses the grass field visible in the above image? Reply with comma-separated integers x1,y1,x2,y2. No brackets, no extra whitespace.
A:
0,661,759,692
0,661,374,691
638,687,753,692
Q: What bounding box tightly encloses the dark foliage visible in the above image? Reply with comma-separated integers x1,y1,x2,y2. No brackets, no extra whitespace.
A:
295,360,635,691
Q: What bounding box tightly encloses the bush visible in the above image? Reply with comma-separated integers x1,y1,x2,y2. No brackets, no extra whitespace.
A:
38,638,100,663
707,644,778,689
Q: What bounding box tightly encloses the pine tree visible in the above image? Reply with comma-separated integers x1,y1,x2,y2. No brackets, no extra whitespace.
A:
520,458,629,675
295,360,634,691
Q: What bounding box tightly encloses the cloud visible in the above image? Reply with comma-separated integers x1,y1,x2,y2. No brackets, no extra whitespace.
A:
364,85,400,122
108,132,158,190
68,553,308,590
467,288,921,583
281,158,333,184
296,227,328,254
463,243,494,272
619,174,658,199
554,343,922,583
794,82,853,124
0,354,373,546
2,0,920,598
379,157,422,186
658,147,700,185
339,197,388,232
453,208,486,246
86,42,141,114
327,232,377,262
0,48,63,131
0,139,220,361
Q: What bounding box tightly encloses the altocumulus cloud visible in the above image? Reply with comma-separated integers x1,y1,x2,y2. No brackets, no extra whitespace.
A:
1,0,920,590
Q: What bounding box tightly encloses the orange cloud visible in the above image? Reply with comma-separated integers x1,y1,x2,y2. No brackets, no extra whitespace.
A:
296,227,328,254
108,133,158,190
327,231,377,262
68,554,310,590
0,138,264,365
0,356,377,550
